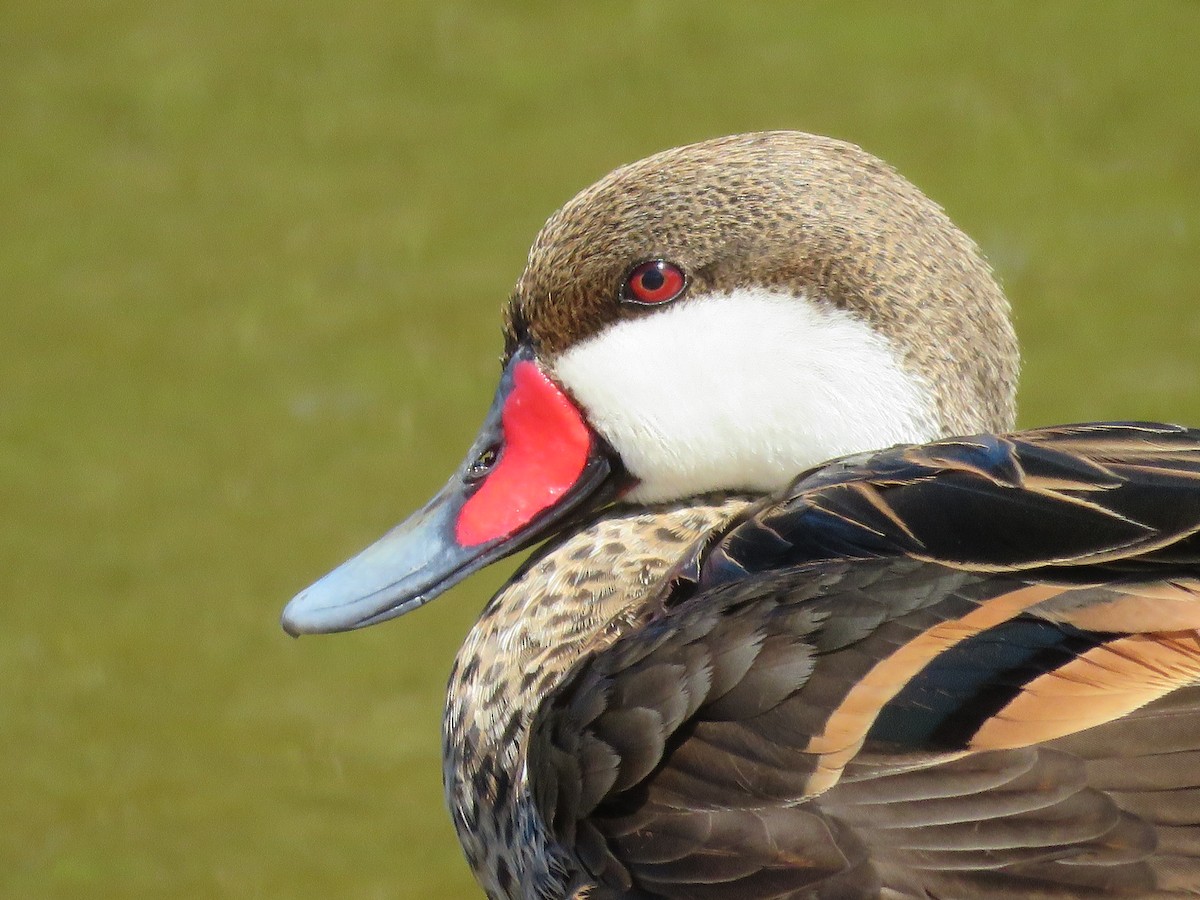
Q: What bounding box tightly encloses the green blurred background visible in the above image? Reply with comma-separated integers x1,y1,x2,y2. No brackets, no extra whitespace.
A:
4,1,1198,897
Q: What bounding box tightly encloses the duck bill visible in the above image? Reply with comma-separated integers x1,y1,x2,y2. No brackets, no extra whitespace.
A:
281,345,624,635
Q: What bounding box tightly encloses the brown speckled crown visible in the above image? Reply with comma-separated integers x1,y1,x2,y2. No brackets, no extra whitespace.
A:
504,131,1018,437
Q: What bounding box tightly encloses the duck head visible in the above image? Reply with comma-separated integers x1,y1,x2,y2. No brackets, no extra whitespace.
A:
282,131,1018,635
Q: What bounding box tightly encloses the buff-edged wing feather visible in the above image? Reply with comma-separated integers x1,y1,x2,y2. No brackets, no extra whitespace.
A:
529,423,1200,898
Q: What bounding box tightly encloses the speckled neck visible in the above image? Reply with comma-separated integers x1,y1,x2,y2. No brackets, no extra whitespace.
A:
442,496,750,899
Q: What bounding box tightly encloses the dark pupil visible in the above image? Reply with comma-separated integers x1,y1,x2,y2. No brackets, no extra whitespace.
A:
639,266,665,291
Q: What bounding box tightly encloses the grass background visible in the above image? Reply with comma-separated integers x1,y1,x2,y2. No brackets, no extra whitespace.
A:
3,1,1198,897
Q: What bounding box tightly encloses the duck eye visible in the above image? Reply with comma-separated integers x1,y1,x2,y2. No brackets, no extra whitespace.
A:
623,260,687,306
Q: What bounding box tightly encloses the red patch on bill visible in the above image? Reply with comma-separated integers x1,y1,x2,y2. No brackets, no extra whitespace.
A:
456,362,592,547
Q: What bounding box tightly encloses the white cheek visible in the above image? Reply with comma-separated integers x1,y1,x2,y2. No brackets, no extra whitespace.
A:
550,289,939,503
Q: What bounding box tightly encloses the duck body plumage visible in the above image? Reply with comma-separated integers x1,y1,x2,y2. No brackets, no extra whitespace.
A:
281,133,1200,899
446,422,1200,899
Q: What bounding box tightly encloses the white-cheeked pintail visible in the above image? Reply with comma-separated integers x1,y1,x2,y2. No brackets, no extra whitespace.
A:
284,132,1200,899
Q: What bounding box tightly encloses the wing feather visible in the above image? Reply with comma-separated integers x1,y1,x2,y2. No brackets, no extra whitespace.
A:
529,424,1200,897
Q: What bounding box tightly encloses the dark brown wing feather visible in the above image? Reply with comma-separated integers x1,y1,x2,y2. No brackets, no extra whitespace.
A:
530,424,1200,898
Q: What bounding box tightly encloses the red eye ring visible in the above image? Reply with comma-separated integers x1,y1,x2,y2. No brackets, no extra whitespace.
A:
622,260,687,306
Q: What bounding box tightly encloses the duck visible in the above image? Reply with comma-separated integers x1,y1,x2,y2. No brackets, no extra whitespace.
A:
282,131,1200,899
